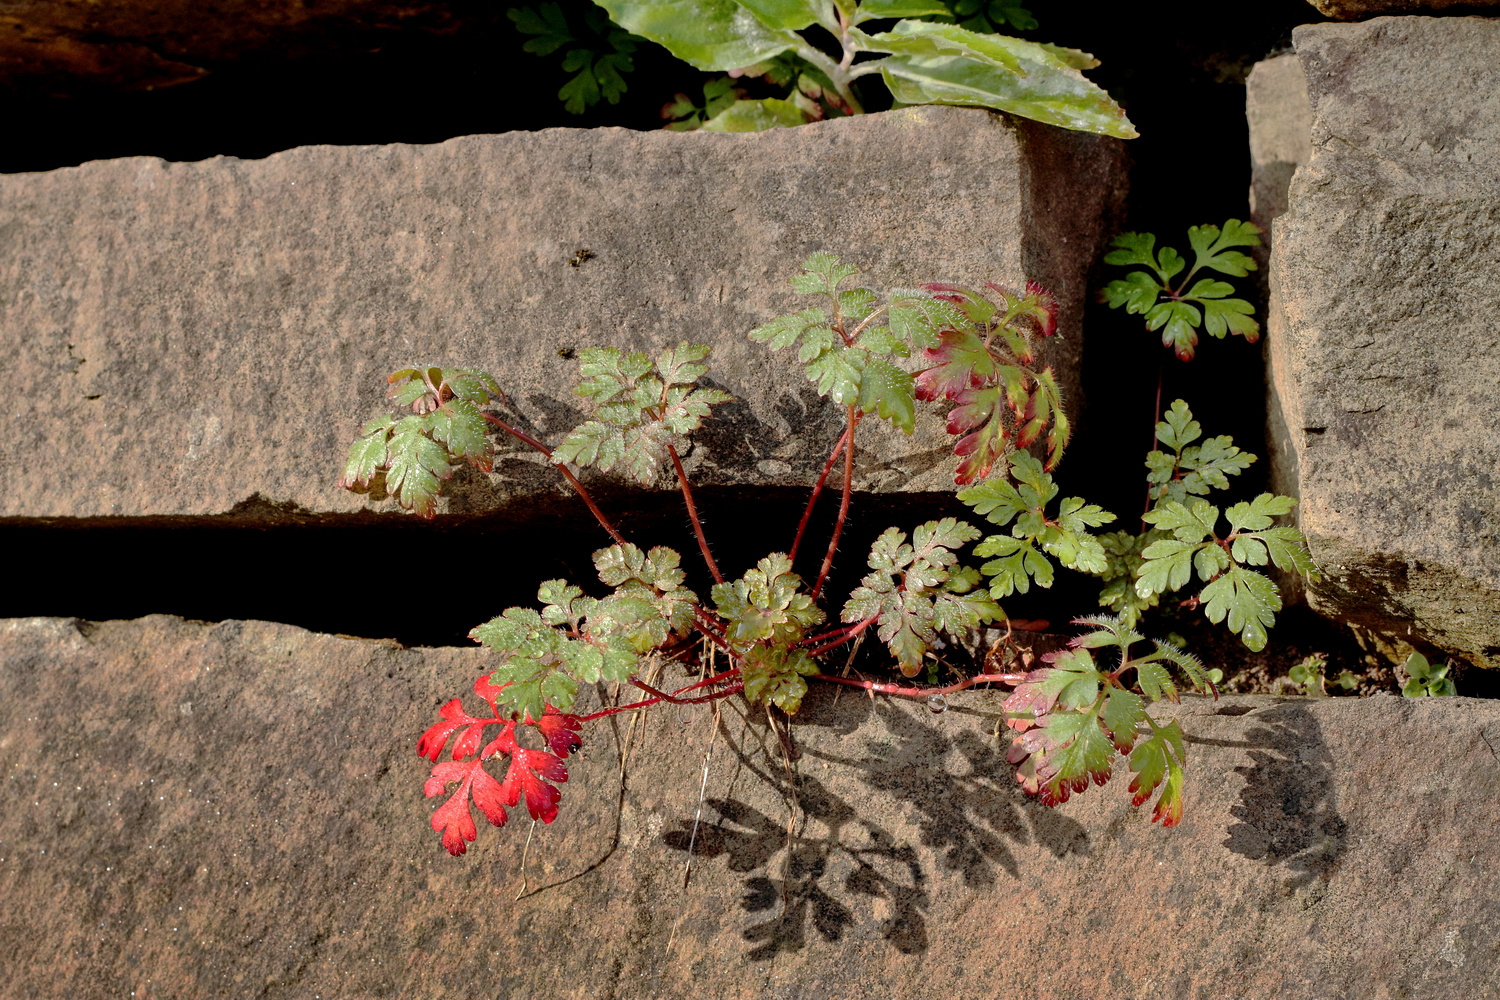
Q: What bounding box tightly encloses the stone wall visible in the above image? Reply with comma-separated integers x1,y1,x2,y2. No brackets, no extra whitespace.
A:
1259,16,1500,669
0,106,1125,524
1,615,1497,998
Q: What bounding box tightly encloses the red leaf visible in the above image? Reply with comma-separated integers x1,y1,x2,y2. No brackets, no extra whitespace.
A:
914,328,995,402
425,759,509,856
535,709,583,758
416,698,502,762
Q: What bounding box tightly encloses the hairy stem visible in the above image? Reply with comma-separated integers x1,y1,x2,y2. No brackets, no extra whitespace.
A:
481,411,629,546
668,444,723,585
789,427,851,564
812,406,859,600
813,671,1027,700
803,614,878,656
577,669,743,722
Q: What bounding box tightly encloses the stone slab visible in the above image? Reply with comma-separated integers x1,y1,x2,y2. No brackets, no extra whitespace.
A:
1264,17,1500,669
2,615,1498,998
0,107,1124,524
1307,0,1500,19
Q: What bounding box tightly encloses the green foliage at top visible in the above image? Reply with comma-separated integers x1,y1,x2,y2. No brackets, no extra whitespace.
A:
1402,652,1457,697
338,366,504,518
1148,399,1256,504
553,342,733,485
842,518,1002,676
471,542,699,721
593,0,1135,137
1100,220,1262,361
920,0,1037,34
1002,616,1210,825
959,452,1115,599
510,2,642,113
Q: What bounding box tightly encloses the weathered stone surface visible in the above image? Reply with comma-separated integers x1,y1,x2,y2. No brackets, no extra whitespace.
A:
0,1,461,93
2,614,1498,998
1265,17,1500,669
1247,54,1314,239
0,107,1124,523
1306,0,1500,20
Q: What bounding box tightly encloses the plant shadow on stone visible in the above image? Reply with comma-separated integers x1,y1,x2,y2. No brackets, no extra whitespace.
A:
663,696,1088,958
1220,703,1347,890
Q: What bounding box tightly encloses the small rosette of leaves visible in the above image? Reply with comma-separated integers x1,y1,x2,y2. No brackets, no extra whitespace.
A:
1136,494,1318,652
553,342,731,485
712,553,825,712
1147,399,1256,503
469,543,698,721
1003,615,1209,825
841,517,1003,677
958,453,1114,599
912,280,1067,484
749,253,942,435
1099,220,1261,361
1402,652,1457,698
418,675,585,855
339,366,504,518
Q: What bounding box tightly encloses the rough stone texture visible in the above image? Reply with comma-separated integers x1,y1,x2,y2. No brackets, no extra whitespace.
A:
1265,17,1500,669
2,614,1498,998
0,107,1124,524
0,1,461,93
1307,0,1500,20
1247,54,1315,240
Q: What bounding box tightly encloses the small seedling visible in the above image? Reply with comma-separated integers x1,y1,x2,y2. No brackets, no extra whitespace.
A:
1402,653,1457,698
1285,654,1357,698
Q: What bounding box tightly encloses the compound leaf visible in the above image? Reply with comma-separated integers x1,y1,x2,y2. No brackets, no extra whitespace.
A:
1127,719,1185,827
1200,564,1281,652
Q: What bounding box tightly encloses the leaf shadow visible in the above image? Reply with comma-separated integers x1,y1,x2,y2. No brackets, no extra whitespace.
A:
1220,703,1348,889
661,695,1089,959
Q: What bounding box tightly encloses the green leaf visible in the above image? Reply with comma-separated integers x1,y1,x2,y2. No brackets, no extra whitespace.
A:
741,644,819,713
1200,565,1281,652
1224,493,1296,533
1013,706,1116,807
1143,498,1220,543
1153,399,1198,451
1102,232,1160,272
1200,297,1259,341
595,0,800,70
791,252,860,296
866,22,1137,138
1099,270,1162,314
509,4,574,55
855,0,950,19
1004,647,1101,716
857,355,917,433
428,398,492,469
1134,538,1199,598
1127,719,1186,826
1101,686,1145,752
736,0,826,30
1145,300,1202,361
701,97,809,131
1187,219,1262,277
386,415,452,518
748,307,834,350
338,416,394,491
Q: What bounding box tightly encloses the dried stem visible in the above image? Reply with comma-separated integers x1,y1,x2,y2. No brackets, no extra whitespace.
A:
668,444,723,585
813,671,1027,700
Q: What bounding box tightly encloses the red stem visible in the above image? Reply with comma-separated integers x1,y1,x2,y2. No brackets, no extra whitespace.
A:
576,669,743,722
789,427,850,564
481,411,628,546
668,444,723,585
803,614,879,656
812,406,859,600
812,671,1027,700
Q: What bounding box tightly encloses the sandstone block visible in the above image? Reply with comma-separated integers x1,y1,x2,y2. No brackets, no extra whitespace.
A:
1,615,1498,997
1264,17,1500,669
1306,0,1500,19
0,107,1124,523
